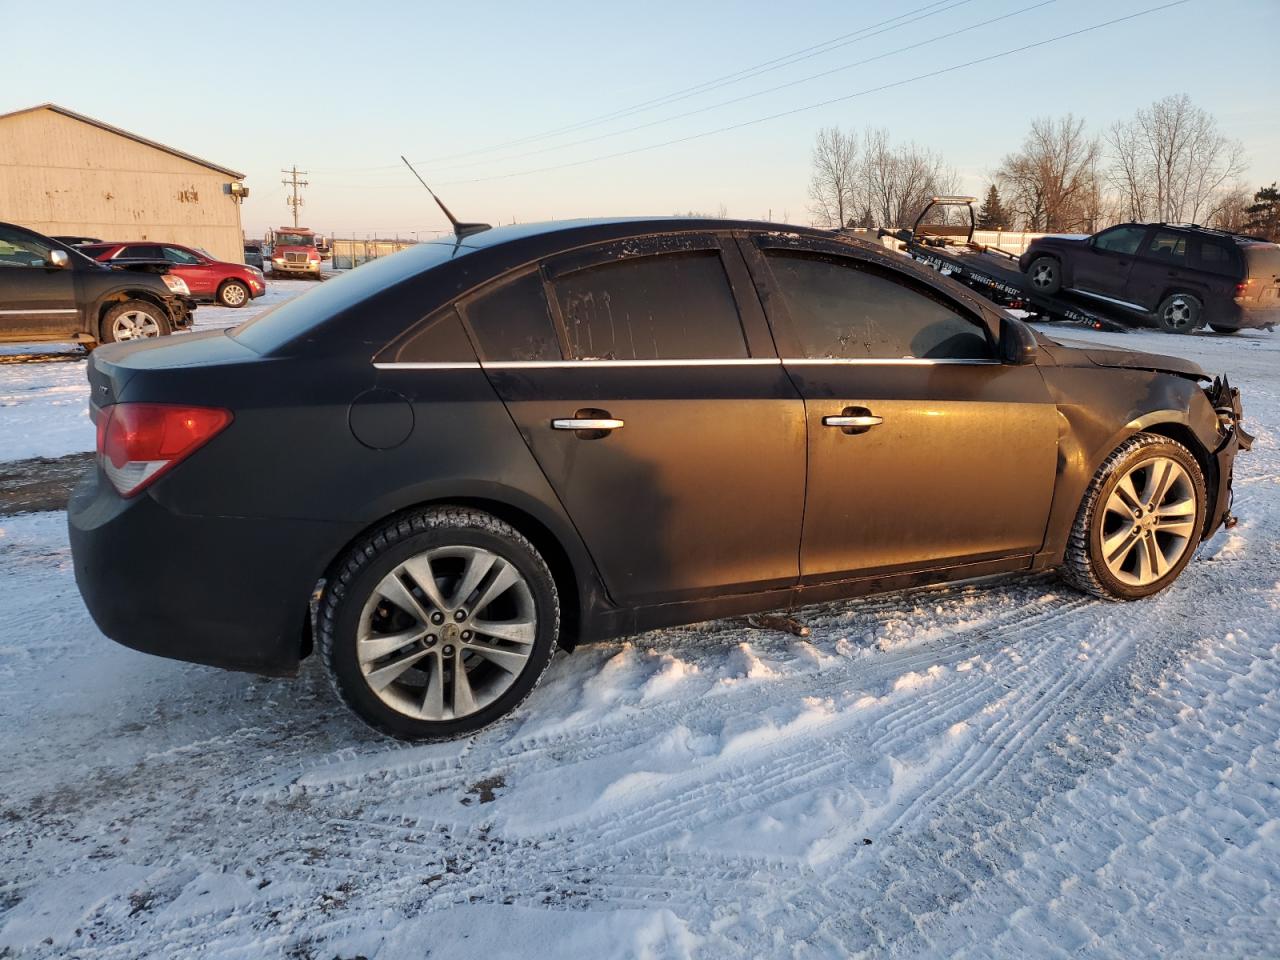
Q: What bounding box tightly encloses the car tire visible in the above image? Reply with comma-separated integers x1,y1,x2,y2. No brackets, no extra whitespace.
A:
1061,432,1206,601
318,506,560,741
1208,323,1240,335
1026,256,1062,295
218,280,251,308
99,300,171,344
1156,293,1203,334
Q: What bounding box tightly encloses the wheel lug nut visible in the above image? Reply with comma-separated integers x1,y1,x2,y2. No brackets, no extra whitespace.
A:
461,630,472,641
425,635,436,645
454,610,467,621
442,645,455,657
431,612,444,625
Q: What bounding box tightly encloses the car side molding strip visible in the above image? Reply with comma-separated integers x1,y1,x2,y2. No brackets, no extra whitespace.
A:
372,357,1001,370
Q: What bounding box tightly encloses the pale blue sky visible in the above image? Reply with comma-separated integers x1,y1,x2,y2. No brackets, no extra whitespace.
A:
4,0,1276,236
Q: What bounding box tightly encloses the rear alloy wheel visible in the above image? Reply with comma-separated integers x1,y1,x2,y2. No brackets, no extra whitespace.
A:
100,300,170,344
218,280,250,308
319,507,560,740
1156,293,1202,334
1062,433,1205,600
1026,256,1061,295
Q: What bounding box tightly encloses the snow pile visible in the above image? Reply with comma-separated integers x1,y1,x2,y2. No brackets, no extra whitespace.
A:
0,321,1277,958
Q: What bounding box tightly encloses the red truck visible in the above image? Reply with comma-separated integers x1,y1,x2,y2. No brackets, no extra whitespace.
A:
268,227,323,279
81,241,266,308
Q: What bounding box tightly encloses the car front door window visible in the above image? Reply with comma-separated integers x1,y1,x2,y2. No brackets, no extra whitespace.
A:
163,246,202,265
762,251,992,361
1093,226,1147,256
0,230,54,268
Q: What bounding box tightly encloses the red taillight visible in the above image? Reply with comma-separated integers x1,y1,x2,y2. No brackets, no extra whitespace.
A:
97,403,232,497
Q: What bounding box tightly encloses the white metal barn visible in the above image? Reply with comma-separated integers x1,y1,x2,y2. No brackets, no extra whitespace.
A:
0,103,248,263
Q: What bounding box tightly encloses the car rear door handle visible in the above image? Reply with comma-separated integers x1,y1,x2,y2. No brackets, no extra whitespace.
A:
823,414,883,428
552,418,624,431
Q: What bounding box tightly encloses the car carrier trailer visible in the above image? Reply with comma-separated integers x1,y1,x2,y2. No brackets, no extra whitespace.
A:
876,196,1129,333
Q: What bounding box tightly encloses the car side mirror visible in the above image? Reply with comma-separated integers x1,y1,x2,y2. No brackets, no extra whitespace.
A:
48,249,70,269
999,316,1038,365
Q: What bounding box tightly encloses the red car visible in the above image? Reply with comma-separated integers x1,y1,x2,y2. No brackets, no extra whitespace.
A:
81,241,267,308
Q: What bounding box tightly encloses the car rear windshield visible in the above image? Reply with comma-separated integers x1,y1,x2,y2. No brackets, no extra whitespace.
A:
1244,242,1280,279
231,242,469,354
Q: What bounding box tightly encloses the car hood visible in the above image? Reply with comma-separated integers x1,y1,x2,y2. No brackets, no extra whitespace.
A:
1044,336,1209,381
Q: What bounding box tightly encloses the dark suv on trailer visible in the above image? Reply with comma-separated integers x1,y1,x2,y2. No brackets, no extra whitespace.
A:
0,222,195,346
69,218,1249,741
1019,222,1280,333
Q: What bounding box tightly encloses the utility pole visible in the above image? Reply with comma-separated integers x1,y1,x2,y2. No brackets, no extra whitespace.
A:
281,166,309,228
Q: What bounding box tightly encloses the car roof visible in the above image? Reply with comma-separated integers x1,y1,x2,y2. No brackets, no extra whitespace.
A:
444,216,832,251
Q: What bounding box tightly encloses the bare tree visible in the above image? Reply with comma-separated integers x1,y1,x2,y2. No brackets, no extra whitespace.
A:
996,115,1102,231
807,127,859,227
1106,94,1246,224
857,128,956,228
1209,183,1252,233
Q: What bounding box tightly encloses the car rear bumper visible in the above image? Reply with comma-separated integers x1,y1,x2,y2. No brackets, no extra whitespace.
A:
1224,300,1280,330
68,467,362,676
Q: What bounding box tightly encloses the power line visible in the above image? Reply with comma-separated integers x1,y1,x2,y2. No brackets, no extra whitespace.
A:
309,0,974,174
428,0,1190,188
419,0,1054,174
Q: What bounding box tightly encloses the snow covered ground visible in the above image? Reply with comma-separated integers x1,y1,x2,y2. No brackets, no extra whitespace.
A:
0,305,1277,959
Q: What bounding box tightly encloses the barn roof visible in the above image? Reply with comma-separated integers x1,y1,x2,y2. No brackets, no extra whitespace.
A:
0,103,246,180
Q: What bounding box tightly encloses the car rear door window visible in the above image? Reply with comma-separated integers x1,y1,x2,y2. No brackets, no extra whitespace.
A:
1093,226,1147,255
1194,237,1240,277
1143,230,1188,264
462,271,561,362
376,305,476,364
764,250,992,360
163,246,202,265
121,244,164,260
550,251,748,360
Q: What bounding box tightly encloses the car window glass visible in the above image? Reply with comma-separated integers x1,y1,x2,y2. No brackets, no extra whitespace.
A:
163,246,202,265
1143,230,1187,262
1196,238,1238,276
464,271,561,362
765,250,991,360
551,251,748,360
1093,226,1146,255
377,306,476,364
122,244,164,259
0,229,52,267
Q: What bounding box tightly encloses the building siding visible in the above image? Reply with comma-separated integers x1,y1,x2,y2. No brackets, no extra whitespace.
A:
0,108,247,263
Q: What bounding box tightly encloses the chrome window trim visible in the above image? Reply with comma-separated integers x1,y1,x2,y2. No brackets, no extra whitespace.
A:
0,308,79,315
372,361,481,370
484,358,782,369
782,357,1000,366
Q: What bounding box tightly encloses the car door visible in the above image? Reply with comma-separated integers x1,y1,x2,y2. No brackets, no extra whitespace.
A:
1125,228,1198,311
162,245,216,297
470,234,807,606
1070,225,1149,306
0,226,80,339
743,235,1058,584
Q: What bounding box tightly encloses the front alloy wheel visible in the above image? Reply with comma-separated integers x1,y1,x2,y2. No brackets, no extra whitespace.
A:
100,300,170,344
1157,293,1202,334
1027,256,1061,295
320,507,559,740
219,281,249,307
1063,433,1206,600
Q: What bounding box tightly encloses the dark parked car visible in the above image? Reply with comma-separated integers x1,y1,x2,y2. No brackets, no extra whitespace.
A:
51,235,103,247
81,242,267,308
244,242,265,270
0,222,195,346
69,218,1249,740
1020,223,1280,334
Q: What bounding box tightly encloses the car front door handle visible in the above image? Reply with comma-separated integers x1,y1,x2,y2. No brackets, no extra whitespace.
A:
552,418,624,431
823,414,883,428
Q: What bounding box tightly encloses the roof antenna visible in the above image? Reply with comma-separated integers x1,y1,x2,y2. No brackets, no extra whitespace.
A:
401,156,491,240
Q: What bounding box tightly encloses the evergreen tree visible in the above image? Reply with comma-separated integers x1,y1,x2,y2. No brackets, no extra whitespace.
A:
976,185,1007,230
1242,183,1280,240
